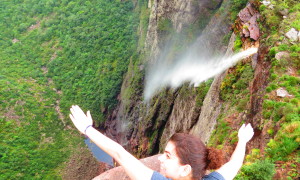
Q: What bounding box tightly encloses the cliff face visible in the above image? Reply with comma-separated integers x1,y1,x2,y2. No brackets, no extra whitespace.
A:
189,33,236,143
100,0,300,178
105,0,235,157
146,0,223,62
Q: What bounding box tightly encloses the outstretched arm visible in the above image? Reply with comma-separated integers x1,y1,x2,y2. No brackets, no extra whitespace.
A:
216,124,254,180
69,105,154,180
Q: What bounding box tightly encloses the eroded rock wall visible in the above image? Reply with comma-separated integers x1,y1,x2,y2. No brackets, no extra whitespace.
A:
105,0,233,157
189,33,235,143
146,0,223,62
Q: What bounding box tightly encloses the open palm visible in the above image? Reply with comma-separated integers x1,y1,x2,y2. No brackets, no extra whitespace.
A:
69,105,93,134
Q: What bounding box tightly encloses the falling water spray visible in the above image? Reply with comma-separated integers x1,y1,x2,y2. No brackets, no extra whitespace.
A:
144,48,258,101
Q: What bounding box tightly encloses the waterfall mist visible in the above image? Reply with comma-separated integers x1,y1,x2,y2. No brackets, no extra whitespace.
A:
144,47,258,101
143,1,257,102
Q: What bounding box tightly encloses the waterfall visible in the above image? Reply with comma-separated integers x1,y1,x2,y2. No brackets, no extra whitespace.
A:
144,47,257,101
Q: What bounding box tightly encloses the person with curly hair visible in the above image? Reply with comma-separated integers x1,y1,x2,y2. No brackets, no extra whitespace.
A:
69,105,254,180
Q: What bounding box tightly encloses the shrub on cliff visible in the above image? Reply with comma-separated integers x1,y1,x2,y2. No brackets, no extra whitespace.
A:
266,121,300,161
235,160,276,180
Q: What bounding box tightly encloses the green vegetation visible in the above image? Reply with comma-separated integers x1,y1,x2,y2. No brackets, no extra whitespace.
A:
222,33,232,45
208,117,231,147
45,1,138,122
233,35,243,52
1,0,139,122
158,18,173,34
239,149,276,179
195,79,213,107
220,62,253,105
211,0,299,179
262,77,299,122
235,160,276,180
0,0,140,178
261,0,300,31
259,1,300,176
266,121,300,161
137,0,150,48
120,53,145,113
237,149,276,180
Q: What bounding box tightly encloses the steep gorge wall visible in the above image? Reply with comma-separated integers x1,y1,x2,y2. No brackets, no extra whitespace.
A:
98,0,300,178
146,0,222,62
105,0,235,157
189,33,236,143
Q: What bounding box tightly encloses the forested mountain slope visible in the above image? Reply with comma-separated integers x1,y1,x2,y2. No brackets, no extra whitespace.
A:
0,0,139,178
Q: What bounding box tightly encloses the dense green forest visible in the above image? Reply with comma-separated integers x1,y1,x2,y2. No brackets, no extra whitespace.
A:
0,0,140,178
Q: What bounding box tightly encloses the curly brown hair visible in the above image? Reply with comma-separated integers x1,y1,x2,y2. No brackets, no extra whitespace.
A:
169,133,225,179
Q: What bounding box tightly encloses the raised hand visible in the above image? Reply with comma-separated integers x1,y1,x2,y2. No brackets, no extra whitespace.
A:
238,123,254,143
69,106,153,180
69,105,93,134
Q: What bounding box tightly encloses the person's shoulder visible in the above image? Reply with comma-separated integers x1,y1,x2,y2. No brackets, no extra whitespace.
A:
151,171,171,180
202,171,225,180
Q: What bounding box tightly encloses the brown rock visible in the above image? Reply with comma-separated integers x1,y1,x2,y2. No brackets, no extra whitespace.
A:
243,24,250,37
275,51,290,61
238,4,260,41
285,28,299,41
249,25,260,40
93,154,162,180
238,6,252,22
276,88,292,98
249,21,259,40
279,9,289,16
